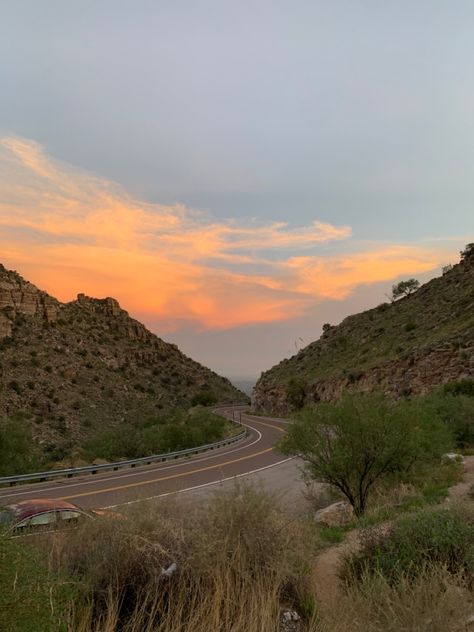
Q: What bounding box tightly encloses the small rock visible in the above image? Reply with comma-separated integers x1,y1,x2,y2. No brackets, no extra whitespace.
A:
282,611,300,622
314,501,354,527
280,610,303,632
442,453,464,463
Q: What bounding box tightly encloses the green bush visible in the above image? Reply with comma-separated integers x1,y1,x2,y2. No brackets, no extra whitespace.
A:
0,419,42,476
190,391,218,406
286,378,307,410
83,409,227,461
345,507,474,585
426,391,474,447
443,379,474,398
279,394,452,516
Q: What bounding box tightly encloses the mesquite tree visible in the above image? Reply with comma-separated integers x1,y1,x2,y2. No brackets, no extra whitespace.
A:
279,394,451,516
391,278,420,300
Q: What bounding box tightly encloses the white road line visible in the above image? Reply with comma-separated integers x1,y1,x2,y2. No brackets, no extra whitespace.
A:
0,423,264,500
103,456,295,509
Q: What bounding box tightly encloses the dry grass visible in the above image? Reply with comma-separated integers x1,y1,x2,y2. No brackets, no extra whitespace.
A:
312,566,474,632
47,484,315,632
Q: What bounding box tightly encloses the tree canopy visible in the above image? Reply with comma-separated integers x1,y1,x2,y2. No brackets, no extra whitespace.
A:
391,278,420,300
279,394,451,516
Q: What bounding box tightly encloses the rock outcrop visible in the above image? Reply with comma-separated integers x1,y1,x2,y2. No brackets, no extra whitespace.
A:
314,501,354,527
0,265,58,337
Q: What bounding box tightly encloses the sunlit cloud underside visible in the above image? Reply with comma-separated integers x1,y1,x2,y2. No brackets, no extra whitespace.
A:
0,137,449,331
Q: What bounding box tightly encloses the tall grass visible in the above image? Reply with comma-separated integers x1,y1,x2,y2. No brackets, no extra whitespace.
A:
48,485,315,631
344,505,474,586
313,566,474,632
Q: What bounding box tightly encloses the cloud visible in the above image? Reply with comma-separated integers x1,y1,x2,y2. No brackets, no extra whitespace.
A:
0,136,452,331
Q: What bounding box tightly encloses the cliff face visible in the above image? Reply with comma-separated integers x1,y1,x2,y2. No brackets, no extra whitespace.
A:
254,253,474,414
0,264,246,458
0,266,58,337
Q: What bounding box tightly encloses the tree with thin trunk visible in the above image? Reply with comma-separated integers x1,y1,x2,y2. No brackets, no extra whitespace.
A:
391,278,420,300
279,394,451,516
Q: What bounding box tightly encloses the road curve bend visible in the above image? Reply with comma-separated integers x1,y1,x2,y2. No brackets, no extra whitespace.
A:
0,407,291,509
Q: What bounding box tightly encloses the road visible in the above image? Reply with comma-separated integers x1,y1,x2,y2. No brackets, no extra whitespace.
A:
0,407,295,509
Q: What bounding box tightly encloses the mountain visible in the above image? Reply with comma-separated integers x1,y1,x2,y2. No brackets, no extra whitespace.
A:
254,247,474,414
0,264,246,460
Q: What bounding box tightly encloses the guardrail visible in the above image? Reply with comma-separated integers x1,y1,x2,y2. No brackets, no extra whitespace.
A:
0,426,248,487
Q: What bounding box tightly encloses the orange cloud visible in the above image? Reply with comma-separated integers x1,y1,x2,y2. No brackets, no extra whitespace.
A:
0,136,454,331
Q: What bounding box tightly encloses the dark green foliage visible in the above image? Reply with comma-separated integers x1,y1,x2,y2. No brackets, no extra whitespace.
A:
391,279,420,300
7,380,20,393
460,243,474,260
443,378,474,398
345,508,474,585
279,394,452,516
286,378,307,410
84,409,227,461
190,391,218,407
426,389,474,447
0,419,42,476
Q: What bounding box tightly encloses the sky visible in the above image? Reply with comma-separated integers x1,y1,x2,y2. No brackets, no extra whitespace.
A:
0,1,473,379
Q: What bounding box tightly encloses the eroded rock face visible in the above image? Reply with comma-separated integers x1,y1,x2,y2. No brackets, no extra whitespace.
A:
0,267,58,338
75,293,151,341
254,344,474,414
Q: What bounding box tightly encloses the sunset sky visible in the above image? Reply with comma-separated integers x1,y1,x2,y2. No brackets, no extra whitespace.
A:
1,2,473,379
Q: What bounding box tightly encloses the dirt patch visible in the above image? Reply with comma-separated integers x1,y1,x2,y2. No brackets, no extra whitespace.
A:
447,456,474,501
312,455,474,608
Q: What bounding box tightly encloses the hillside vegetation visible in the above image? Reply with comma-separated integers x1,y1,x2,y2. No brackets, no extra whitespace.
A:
255,246,474,413
0,264,246,466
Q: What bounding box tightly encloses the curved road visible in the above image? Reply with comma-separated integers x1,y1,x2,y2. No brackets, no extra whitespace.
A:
0,407,291,509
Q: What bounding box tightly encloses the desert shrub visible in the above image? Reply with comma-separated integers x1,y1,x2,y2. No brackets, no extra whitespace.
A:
426,390,474,447
83,410,228,461
7,380,21,393
443,378,474,398
345,506,474,586
0,419,42,476
190,391,218,406
460,242,474,260
55,485,314,632
84,424,145,461
391,278,419,300
286,377,307,410
279,394,452,515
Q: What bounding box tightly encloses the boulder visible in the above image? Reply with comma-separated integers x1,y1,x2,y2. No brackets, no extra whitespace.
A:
314,501,354,527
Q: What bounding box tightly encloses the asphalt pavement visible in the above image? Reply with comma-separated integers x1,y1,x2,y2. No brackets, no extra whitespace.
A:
0,408,298,509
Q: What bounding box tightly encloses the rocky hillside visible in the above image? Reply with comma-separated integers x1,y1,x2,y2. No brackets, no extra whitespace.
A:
254,247,474,414
0,264,246,460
